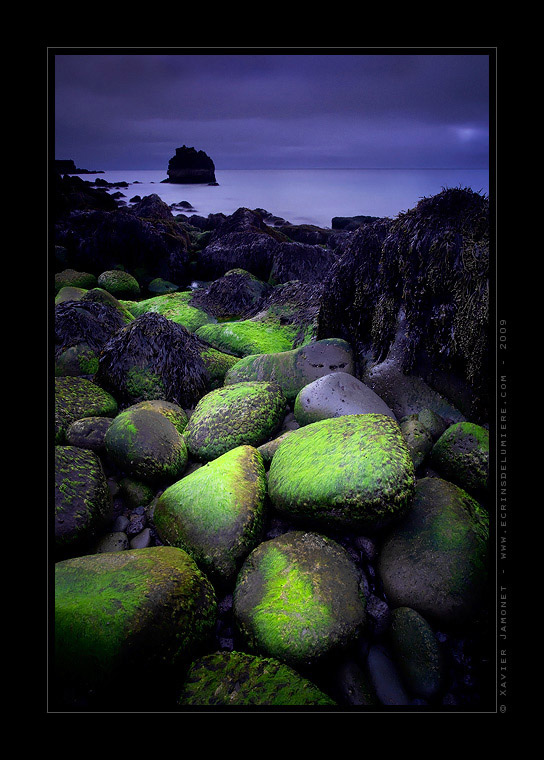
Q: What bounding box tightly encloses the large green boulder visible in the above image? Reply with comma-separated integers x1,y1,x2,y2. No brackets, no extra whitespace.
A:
54,547,217,709
268,414,415,530
233,531,367,668
55,376,118,444
183,381,286,461
430,422,489,497
178,650,336,706
124,291,214,332
195,317,300,357
224,339,354,403
55,269,97,293
154,445,267,585
55,445,114,556
104,404,188,484
377,477,489,626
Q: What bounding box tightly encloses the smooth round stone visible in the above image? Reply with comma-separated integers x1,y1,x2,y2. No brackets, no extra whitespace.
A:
377,477,489,626
129,527,152,549
366,644,412,706
94,531,129,553
400,418,434,469
65,416,113,451
233,531,367,667
294,371,396,426
268,414,415,530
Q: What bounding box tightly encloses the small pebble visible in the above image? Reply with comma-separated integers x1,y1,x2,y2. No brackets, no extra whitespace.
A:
129,527,151,549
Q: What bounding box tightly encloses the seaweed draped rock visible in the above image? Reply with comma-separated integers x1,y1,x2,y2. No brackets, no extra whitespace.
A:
154,445,267,585
268,414,415,531
95,312,210,408
233,531,367,668
54,546,217,710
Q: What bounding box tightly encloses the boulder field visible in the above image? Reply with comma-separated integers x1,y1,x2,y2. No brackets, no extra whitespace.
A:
51,185,491,711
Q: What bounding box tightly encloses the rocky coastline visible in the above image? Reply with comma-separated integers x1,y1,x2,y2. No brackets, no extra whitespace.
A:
52,169,492,712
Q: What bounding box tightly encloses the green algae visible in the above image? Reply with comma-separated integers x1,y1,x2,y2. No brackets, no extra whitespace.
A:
195,317,301,357
97,269,141,298
234,532,367,667
124,291,214,332
154,445,266,584
268,414,415,530
178,650,336,706
199,346,241,389
430,421,489,494
54,547,217,703
55,376,118,444
184,381,286,461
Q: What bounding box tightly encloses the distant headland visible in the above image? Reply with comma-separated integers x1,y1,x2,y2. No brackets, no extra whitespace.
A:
161,146,218,185
55,159,104,174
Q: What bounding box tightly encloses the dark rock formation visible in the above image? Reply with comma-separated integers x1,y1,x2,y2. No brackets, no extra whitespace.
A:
162,145,217,185
55,159,104,174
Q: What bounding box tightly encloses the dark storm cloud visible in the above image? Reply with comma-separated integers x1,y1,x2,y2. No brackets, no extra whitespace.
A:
53,51,490,170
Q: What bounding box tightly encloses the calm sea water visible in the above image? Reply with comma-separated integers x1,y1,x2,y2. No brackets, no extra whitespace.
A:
82,168,489,229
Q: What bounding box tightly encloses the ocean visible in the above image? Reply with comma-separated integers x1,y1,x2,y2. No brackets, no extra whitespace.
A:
82,168,490,229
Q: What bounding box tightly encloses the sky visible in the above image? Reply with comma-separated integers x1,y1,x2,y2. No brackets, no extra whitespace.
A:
52,49,491,171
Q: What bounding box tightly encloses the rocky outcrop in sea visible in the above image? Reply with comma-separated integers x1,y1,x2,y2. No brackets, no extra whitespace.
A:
51,171,492,712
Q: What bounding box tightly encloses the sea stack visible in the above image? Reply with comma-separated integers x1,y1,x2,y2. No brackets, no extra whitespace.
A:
162,145,217,185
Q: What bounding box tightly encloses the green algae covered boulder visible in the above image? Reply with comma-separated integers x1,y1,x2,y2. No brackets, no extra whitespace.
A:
55,285,87,304
97,269,141,298
124,291,214,332
199,345,241,389
184,381,286,462
388,606,443,700
377,477,489,626
154,445,267,585
268,414,415,531
224,339,354,403
233,531,367,668
399,417,434,470
195,316,301,357
126,399,189,435
55,376,118,444
430,421,489,497
54,546,217,709
55,342,100,377
178,650,336,707
55,269,97,293
104,404,188,484
55,445,113,556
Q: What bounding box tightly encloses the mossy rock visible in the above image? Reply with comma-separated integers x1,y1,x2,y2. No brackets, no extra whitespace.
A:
55,285,87,304
104,405,188,484
54,546,217,709
55,269,97,293
55,445,114,555
403,408,447,442
55,376,118,444
257,430,295,465
399,418,434,470
195,317,301,357
293,371,396,426
124,291,214,332
199,346,241,389
377,477,489,626
388,607,443,700
54,342,100,377
233,531,367,668
268,414,415,531
430,422,489,496
97,269,141,298
119,477,156,509
184,381,286,462
224,339,354,403
126,399,189,435
154,445,267,585
178,650,336,706
148,277,179,295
